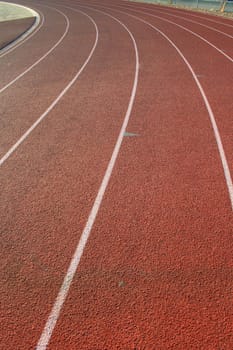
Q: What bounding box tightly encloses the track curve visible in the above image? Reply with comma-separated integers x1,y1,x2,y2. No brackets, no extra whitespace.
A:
1,1,233,349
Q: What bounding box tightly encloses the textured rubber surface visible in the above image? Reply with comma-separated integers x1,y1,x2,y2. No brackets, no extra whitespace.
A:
1,0,233,349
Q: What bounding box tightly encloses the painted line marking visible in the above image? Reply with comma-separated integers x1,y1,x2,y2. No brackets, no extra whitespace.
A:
124,4,233,39
104,4,233,209
154,5,233,29
0,9,98,167
84,1,233,208
0,6,69,94
126,0,233,29
113,5,233,62
35,5,139,349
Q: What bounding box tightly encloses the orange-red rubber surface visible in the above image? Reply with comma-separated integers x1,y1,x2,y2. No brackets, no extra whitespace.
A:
1,0,233,349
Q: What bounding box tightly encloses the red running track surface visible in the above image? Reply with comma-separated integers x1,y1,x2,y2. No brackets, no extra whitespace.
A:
1,0,233,349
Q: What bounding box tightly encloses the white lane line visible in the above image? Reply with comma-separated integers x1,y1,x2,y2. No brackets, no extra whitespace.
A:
124,4,233,39
126,1,233,29
36,6,139,350
113,5,233,62
154,5,233,29
0,6,69,94
0,7,44,58
154,8,233,39
0,9,98,167
98,4,233,209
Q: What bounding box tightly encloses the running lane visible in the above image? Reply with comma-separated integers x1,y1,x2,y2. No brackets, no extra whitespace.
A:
0,2,136,349
1,0,233,349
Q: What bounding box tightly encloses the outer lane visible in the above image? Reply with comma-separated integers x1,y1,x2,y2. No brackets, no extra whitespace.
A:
150,3,233,27
123,0,233,30
75,0,233,32
121,4,233,44
85,0,233,57
135,6,233,37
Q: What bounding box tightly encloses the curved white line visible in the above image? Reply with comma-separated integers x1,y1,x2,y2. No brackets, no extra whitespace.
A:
35,5,139,350
106,3,233,62
0,6,70,94
124,4,233,39
0,7,44,58
0,9,98,167
152,4,233,29
93,3,233,209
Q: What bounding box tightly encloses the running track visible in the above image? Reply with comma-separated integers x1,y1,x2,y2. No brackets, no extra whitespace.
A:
1,0,233,349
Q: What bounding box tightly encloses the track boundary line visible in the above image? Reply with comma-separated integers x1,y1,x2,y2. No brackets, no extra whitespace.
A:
0,6,69,94
0,9,98,167
35,4,139,349
83,2,233,208
0,6,44,58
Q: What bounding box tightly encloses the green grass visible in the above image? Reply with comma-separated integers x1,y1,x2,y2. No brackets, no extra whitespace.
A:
0,1,34,22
